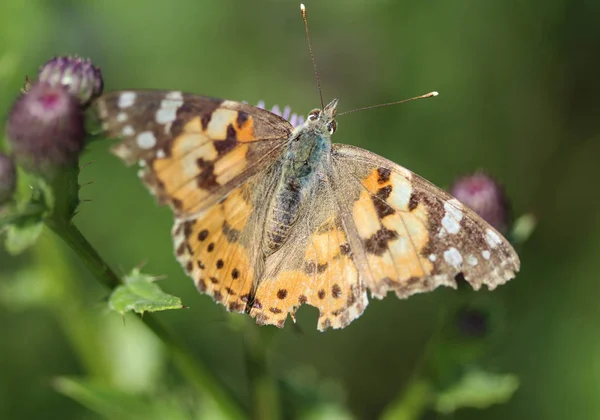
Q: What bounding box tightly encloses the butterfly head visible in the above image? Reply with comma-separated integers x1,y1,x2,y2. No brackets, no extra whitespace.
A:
305,98,338,136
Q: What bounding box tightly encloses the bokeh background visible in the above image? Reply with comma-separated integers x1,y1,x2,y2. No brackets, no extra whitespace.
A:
1,0,599,419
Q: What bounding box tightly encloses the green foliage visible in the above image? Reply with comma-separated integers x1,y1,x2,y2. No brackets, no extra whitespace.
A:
109,268,184,315
1,169,52,254
4,220,43,254
2,0,599,419
434,369,519,414
54,377,200,420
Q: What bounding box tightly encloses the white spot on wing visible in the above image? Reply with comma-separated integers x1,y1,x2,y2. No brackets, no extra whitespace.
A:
156,107,178,125
206,108,236,139
482,250,491,260
388,173,412,210
466,254,478,266
443,247,463,268
97,100,108,118
117,112,128,122
441,199,463,234
122,125,135,136
118,92,136,109
156,149,166,159
136,131,157,149
485,229,502,249
165,91,183,100
155,94,184,125
429,254,437,262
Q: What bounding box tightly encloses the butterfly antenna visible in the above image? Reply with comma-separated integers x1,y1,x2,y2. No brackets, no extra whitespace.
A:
337,91,439,116
301,4,324,109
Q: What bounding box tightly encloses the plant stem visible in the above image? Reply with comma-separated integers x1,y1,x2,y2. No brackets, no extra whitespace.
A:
244,325,281,420
380,378,432,420
46,219,120,289
44,162,246,419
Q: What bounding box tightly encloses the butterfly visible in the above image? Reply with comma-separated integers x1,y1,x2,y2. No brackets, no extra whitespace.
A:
94,89,520,331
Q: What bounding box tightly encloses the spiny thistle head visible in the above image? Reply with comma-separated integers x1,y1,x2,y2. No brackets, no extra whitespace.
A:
450,172,510,233
38,56,103,106
6,82,86,170
256,101,305,127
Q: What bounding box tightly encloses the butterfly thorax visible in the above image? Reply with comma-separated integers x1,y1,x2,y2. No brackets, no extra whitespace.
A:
263,104,336,256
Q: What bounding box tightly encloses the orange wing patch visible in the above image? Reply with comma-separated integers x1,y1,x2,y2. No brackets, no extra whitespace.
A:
93,90,292,218
151,113,255,214
250,217,369,331
354,168,435,298
172,185,255,313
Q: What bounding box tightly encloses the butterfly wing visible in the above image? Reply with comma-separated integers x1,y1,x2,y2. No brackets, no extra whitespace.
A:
171,163,282,315
248,177,369,331
328,144,520,300
94,90,292,216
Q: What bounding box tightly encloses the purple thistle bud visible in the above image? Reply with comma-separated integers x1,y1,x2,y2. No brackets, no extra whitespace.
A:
0,153,17,203
38,56,103,106
456,306,489,338
6,82,86,169
450,171,510,233
255,101,305,128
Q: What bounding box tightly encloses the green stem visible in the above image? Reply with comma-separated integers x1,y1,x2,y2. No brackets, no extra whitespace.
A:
380,378,433,420
244,326,280,420
43,163,246,419
143,314,247,419
46,219,120,289
35,229,113,380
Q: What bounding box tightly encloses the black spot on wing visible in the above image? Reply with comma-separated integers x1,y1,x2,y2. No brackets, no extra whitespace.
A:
364,227,399,256
377,167,391,184
372,185,395,218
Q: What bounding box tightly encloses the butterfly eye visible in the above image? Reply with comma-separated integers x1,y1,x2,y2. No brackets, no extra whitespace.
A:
308,111,319,121
327,120,337,134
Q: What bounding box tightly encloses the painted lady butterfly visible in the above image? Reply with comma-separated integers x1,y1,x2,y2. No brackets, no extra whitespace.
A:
94,7,519,331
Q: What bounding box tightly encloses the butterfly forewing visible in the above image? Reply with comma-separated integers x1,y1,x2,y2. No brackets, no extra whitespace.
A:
94,90,292,216
330,144,520,299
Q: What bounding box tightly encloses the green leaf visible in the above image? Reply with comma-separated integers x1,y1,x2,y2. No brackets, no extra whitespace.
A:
4,218,43,255
434,368,519,414
108,268,183,315
510,213,537,244
1,169,55,254
54,377,195,420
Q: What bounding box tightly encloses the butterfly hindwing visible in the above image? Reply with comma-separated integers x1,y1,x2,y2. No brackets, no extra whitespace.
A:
94,90,293,216
330,144,520,300
248,179,369,331
171,166,281,315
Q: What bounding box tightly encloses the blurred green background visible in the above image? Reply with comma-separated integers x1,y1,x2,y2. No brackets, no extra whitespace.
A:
1,0,600,419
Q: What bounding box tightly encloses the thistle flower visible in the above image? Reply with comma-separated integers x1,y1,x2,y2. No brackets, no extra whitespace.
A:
450,172,510,233
456,306,489,338
6,82,86,169
38,56,103,106
256,101,305,128
0,153,16,203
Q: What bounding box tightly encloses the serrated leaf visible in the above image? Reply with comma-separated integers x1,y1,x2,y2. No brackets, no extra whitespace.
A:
434,369,519,414
4,218,43,254
109,269,183,315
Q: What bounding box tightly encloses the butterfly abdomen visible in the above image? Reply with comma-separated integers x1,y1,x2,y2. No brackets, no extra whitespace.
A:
263,132,329,255
264,175,309,254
